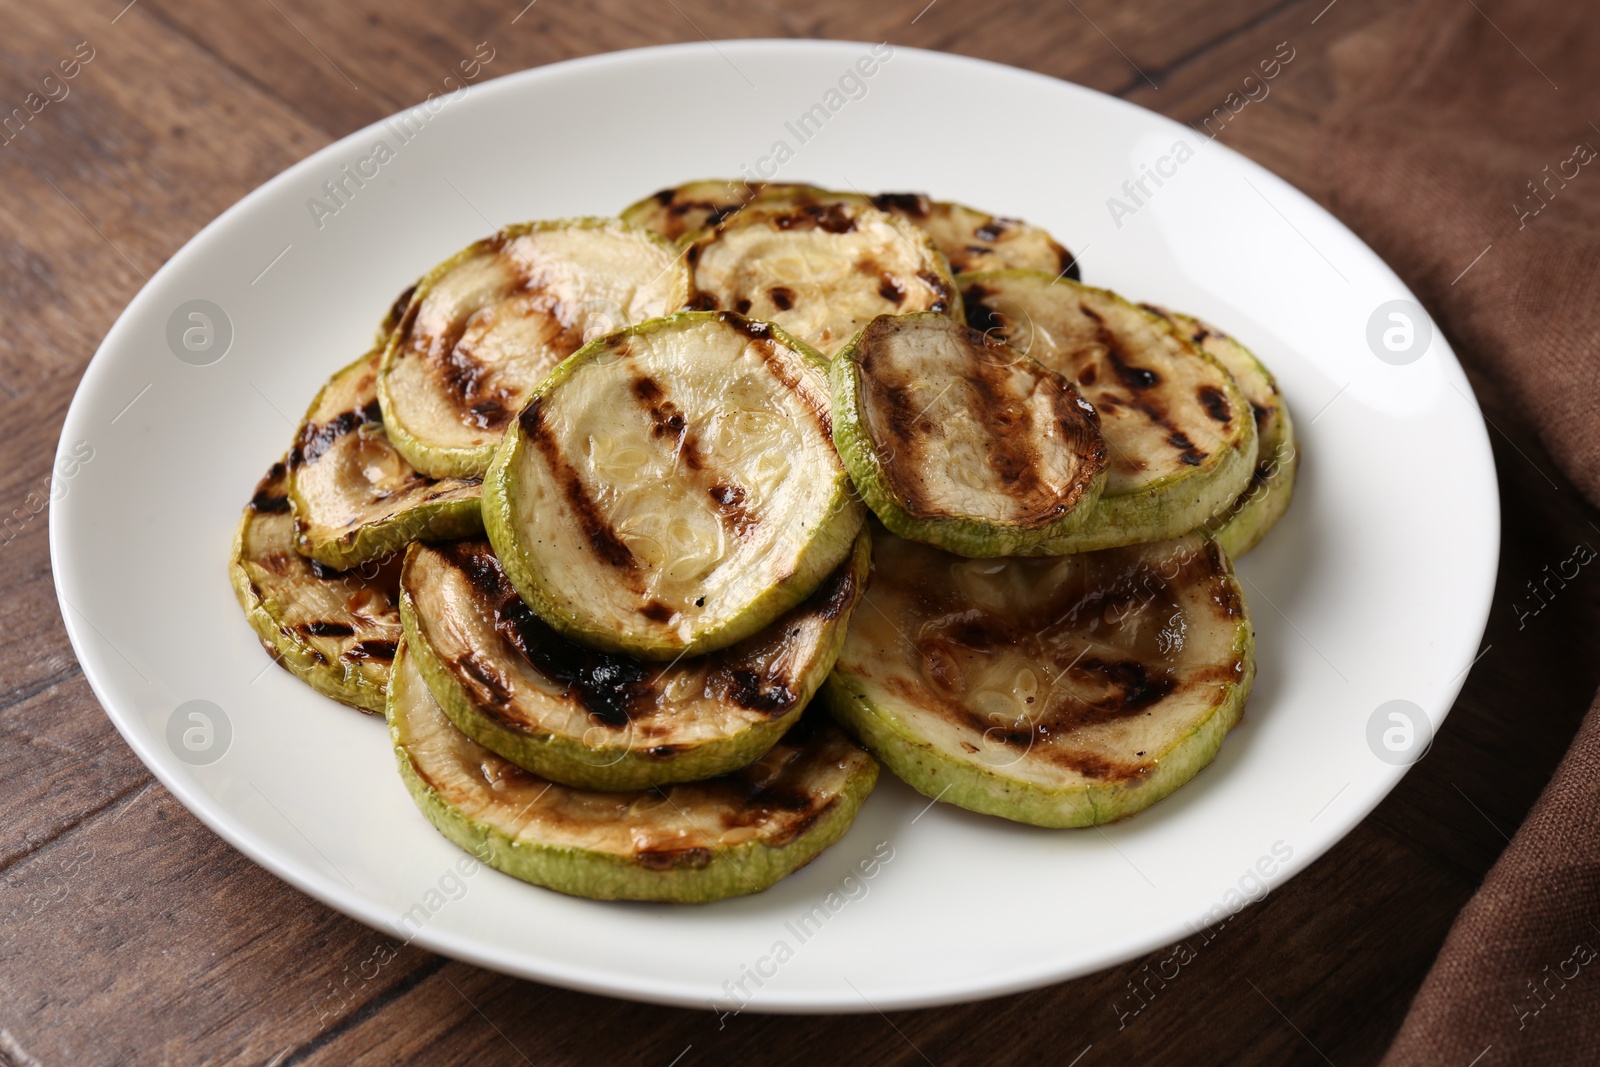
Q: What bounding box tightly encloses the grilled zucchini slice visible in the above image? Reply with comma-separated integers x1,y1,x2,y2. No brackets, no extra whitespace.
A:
289,344,482,569
229,461,401,713
400,530,869,790
961,272,1257,552
624,181,1078,279
484,311,865,661
825,529,1254,827
830,313,1107,556
867,192,1078,278
1143,307,1298,559
387,639,880,903
686,200,960,358
377,218,691,479
620,180,834,243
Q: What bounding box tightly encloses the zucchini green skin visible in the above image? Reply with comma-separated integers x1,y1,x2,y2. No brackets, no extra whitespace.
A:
960,271,1259,554
829,313,1107,557
1213,436,1296,560
1146,309,1298,560
399,530,871,791
377,218,690,479
824,652,1253,827
229,461,395,713
230,545,385,713
387,642,880,903
1025,417,1258,555
483,311,864,661
299,489,482,572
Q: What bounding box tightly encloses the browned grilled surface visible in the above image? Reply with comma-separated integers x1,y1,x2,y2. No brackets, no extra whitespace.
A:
627,367,762,539
625,180,822,241
634,182,1077,282
725,315,836,439
870,191,933,218
962,280,1240,483
236,464,404,702
413,537,865,743
688,203,955,355
249,463,292,511
672,714,860,850
1196,384,1233,423
517,397,639,574
398,243,589,436
384,283,418,337
1141,303,1286,477
869,194,1078,277
247,463,291,514
289,401,381,469
290,347,481,552
862,533,1245,783
513,317,824,583
852,316,1105,527
409,703,866,861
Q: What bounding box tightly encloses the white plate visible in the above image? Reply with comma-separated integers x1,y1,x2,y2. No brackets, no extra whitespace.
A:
51,40,1497,1012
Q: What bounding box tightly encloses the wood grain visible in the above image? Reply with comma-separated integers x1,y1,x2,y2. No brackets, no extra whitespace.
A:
0,0,1584,1063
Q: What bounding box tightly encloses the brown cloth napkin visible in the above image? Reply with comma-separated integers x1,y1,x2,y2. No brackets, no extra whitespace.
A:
1289,0,1600,1062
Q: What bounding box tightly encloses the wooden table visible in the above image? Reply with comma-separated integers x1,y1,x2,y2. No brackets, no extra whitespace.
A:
1,1,1582,1063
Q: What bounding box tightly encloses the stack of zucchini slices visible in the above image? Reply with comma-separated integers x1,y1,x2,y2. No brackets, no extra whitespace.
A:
231,181,1297,904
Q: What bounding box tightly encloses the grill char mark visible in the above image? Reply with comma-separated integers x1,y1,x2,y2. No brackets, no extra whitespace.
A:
960,343,1049,506
950,652,1177,737
857,319,1104,526
1072,306,1213,468
409,240,589,434
708,484,758,536
1118,397,1209,467
973,220,1006,242
519,399,637,571
1197,385,1232,424
387,284,418,330
879,536,1240,782
727,314,834,440
1080,304,1160,390
344,639,397,661
871,192,930,217
434,541,864,730
961,285,1004,335
960,290,1211,473
634,846,713,871
439,542,651,728
705,546,862,715
302,621,354,637
430,540,866,733
291,403,379,469
250,489,291,513
916,271,952,314
632,375,703,471
630,372,759,539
